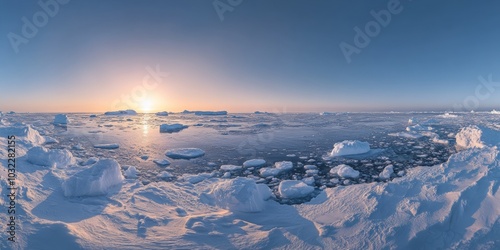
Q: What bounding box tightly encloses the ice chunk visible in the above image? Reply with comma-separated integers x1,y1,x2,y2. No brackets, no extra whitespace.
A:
62,159,124,197
220,165,242,171
82,157,98,166
243,159,266,168
104,109,137,115
333,164,360,178
53,114,69,125
194,111,227,116
278,180,314,199
181,173,212,184
456,125,500,149
303,177,315,186
330,140,370,157
275,161,293,171
491,109,500,114
211,177,270,212
123,166,138,179
165,148,205,159
379,165,394,180
438,112,458,118
157,171,174,179
156,111,169,116
94,143,119,149
27,146,76,168
259,168,281,177
159,123,188,133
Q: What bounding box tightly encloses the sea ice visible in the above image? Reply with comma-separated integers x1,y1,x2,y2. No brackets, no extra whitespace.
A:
278,180,314,199
330,140,370,157
165,148,205,159
194,111,228,116
94,143,120,149
62,159,124,197
259,168,281,177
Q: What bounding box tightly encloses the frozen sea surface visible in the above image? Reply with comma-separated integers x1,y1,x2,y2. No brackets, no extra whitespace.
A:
1,112,487,202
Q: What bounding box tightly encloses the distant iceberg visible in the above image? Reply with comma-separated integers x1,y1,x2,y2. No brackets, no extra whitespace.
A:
159,123,188,133
53,114,69,125
156,111,169,116
104,109,137,115
194,111,228,116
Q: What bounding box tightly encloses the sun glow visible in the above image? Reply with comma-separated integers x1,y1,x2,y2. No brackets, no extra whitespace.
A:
140,100,153,113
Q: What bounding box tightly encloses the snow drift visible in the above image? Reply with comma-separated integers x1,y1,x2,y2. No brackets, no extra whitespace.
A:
62,159,124,197
210,177,271,212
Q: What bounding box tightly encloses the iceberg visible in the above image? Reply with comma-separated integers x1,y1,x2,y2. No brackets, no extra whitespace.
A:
330,140,370,157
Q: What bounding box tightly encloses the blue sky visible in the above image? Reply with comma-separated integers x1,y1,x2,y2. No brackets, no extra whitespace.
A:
1,0,500,112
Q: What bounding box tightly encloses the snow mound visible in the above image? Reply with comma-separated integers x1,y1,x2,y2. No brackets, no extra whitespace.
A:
123,166,138,179
159,123,188,133
62,159,124,197
331,164,360,178
278,180,314,199
104,109,137,115
27,146,76,168
298,146,500,249
220,165,242,171
156,111,169,116
194,111,227,116
243,159,266,168
53,114,69,125
456,125,500,149
211,177,270,212
165,148,205,159
94,143,119,149
330,140,370,157
0,124,45,146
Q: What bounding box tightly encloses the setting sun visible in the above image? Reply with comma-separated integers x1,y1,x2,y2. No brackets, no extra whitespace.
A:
140,99,153,113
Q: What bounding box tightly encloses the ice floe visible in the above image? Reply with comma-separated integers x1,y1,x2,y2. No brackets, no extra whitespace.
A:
165,148,205,159
104,109,137,115
94,143,120,149
211,177,271,212
159,123,188,133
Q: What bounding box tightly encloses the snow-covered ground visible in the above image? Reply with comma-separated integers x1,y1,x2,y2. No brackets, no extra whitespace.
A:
1,112,500,249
